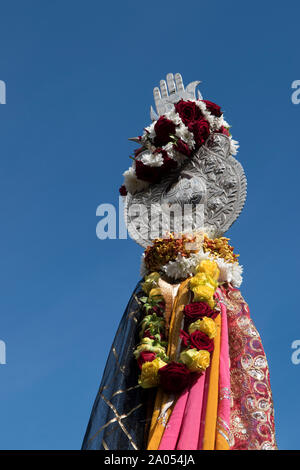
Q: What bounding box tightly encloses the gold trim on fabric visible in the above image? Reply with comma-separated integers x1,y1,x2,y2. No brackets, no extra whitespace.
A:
217,416,233,447
88,394,143,449
111,385,140,398
102,439,109,450
100,394,140,450
112,347,126,374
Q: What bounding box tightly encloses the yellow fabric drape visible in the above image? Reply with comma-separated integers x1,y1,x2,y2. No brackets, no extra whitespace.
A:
202,314,221,450
147,279,190,450
215,424,230,450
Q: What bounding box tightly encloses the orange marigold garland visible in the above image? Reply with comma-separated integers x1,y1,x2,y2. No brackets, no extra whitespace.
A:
203,235,239,264
144,233,199,272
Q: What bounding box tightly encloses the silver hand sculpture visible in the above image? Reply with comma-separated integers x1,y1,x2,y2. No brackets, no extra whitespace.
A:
150,73,202,120
124,74,247,248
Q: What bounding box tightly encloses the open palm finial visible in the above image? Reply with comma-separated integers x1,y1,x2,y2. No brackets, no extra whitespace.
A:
150,73,202,120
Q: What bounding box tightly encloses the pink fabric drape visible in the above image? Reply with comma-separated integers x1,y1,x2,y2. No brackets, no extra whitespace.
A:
176,373,206,450
158,373,206,450
159,289,227,451
158,387,189,450
215,288,231,446
197,364,210,449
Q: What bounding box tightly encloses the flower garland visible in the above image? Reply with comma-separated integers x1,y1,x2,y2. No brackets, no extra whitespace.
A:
135,259,221,394
143,233,199,272
119,99,239,196
133,273,169,388
141,233,243,288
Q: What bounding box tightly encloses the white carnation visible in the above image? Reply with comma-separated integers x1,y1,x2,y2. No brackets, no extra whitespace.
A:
231,263,243,288
175,123,195,149
194,100,213,126
222,118,230,129
162,251,210,280
230,139,239,155
143,121,156,141
195,100,207,114
214,258,243,287
165,109,182,126
140,151,164,167
162,142,187,165
204,112,215,128
211,116,224,131
159,250,243,287
123,166,150,195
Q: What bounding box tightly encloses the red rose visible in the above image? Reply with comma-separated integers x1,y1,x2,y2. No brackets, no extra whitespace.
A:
202,100,222,117
184,302,218,324
190,331,214,352
160,152,177,173
180,329,190,347
119,185,127,196
174,99,203,125
154,116,176,146
137,351,156,369
158,361,191,393
188,119,210,147
173,139,191,157
180,329,214,352
135,150,177,184
135,159,162,184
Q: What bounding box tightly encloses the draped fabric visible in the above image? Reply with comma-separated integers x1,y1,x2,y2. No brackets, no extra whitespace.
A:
147,279,190,450
215,289,231,449
157,299,222,450
148,284,276,450
220,284,277,450
176,372,206,450
82,281,276,450
82,282,149,450
201,314,221,449
154,291,222,450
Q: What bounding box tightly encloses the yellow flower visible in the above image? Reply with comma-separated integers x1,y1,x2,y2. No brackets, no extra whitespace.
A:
191,285,216,308
189,272,218,291
149,287,164,302
142,272,160,295
133,337,166,359
180,348,210,372
138,357,167,388
188,317,217,339
195,259,220,281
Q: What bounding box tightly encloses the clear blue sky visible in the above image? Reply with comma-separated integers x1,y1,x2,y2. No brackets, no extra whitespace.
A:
0,0,299,450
